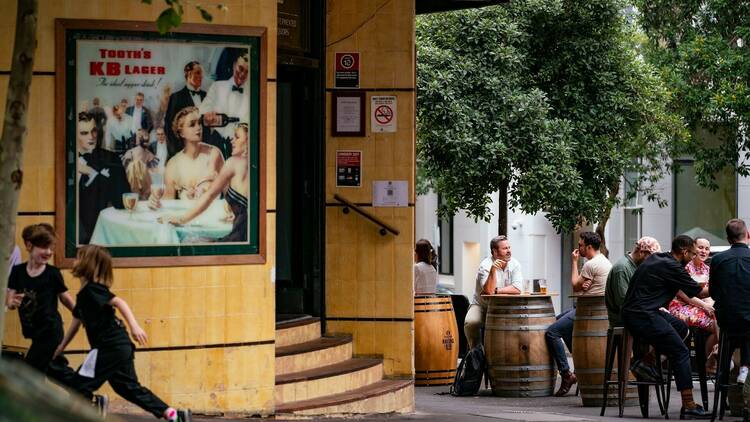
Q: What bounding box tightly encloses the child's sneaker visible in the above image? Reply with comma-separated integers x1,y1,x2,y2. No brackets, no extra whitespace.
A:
738,366,749,384
93,394,108,417
165,407,192,422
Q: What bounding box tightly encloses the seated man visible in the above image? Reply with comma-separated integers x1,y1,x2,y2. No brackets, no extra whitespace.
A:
547,231,611,396
605,236,661,327
464,235,522,349
621,235,708,418
710,219,750,384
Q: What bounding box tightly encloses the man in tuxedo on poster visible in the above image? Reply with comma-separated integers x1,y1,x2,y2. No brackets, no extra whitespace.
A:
76,112,129,245
165,61,206,160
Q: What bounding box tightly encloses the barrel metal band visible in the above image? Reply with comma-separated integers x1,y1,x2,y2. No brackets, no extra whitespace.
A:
491,305,553,310
490,313,555,319
489,364,553,371
486,325,550,331
491,377,555,383
415,308,454,313
574,368,606,374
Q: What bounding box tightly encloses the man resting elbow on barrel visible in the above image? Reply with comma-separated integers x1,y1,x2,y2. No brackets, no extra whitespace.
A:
546,231,612,397
464,235,523,350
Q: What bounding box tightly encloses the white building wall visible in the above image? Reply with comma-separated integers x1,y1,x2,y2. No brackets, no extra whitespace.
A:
416,170,749,316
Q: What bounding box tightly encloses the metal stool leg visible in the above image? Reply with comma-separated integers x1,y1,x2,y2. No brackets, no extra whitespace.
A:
621,332,634,418
601,329,618,417
694,330,709,410
712,331,728,422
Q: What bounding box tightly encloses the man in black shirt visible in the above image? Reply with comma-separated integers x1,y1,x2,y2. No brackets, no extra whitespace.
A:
709,218,750,383
622,235,707,418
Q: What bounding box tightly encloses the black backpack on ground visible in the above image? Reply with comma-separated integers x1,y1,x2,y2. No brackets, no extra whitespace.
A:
449,343,487,396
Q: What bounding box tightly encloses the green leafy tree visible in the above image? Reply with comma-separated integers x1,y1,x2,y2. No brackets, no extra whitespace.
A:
637,0,750,188
417,0,683,252
417,6,581,235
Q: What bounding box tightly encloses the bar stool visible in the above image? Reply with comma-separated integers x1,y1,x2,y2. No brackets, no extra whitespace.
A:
711,331,748,422
600,327,672,419
688,326,710,410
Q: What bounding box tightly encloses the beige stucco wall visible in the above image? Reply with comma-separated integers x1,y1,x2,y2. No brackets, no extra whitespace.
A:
324,0,416,378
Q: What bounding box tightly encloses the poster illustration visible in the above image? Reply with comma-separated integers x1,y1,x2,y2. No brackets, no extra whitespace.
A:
56,20,266,267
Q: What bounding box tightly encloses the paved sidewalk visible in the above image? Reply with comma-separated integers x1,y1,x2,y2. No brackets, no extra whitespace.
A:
118,381,743,421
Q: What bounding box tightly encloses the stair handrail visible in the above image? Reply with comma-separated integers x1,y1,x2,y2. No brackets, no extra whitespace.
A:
333,194,400,237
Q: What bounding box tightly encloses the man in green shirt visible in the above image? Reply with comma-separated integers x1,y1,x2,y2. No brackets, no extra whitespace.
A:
605,236,661,327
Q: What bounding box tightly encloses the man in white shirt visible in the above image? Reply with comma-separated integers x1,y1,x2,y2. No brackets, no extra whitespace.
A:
546,231,612,397
199,52,250,159
125,92,153,134
464,235,523,349
105,103,134,156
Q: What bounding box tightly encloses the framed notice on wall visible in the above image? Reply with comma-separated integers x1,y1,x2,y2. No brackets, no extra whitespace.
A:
55,19,267,267
332,90,365,137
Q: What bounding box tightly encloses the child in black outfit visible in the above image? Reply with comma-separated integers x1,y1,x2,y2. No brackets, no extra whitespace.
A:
54,245,186,421
6,223,78,385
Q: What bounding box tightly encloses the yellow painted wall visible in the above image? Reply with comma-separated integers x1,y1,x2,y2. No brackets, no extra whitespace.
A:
324,0,416,378
1,0,277,415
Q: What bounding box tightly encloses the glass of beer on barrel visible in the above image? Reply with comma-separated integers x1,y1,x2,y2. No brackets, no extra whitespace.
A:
538,279,548,294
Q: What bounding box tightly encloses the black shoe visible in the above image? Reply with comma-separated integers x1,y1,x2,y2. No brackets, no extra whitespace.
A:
680,405,710,420
630,359,660,383
93,394,108,417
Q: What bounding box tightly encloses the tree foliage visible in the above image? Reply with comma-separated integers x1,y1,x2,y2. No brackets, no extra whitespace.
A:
417,0,684,234
637,0,750,189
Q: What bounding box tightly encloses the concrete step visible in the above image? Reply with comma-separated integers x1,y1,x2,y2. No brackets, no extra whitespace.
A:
275,358,383,404
275,379,415,416
275,316,321,348
275,336,352,376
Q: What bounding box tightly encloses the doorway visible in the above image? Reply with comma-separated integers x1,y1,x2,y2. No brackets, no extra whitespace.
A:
275,63,324,320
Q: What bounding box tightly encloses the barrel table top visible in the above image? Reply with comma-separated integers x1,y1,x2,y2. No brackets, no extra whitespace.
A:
482,293,559,298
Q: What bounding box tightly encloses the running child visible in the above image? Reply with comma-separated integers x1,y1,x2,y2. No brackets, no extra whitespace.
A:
6,223,78,385
54,245,188,421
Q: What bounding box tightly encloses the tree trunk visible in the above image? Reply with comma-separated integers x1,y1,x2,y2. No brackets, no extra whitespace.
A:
0,0,38,347
498,179,508,235
595,180,621,259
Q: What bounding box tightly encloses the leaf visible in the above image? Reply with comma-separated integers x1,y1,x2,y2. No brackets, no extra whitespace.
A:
156,7,182,34
196,5,213,22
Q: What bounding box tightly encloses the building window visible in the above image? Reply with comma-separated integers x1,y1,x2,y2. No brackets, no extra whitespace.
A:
437,195,453,275
674,160,736,246
623,170,642,250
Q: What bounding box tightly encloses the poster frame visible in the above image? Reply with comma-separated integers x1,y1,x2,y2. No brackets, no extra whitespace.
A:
54,19,267,268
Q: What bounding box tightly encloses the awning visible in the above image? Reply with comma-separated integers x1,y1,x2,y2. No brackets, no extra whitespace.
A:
416,0,508,15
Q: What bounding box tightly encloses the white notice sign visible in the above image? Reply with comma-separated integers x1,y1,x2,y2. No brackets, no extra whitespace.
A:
336,96,362,133
371,96,397,133
373,180,408,207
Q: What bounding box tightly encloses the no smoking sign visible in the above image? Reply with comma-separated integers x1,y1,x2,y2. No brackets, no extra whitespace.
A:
371,96,397,133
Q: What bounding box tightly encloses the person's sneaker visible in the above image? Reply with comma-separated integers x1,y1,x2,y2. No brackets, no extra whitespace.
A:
680,404,711,419
554,371,577,397
630,359,660,383
165,407,192,422
93,394,108,417
738,366,749,384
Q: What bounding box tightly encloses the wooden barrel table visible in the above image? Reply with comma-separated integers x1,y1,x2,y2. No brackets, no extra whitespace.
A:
414,295,459,386
484,294,557,397
572,295,637,407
